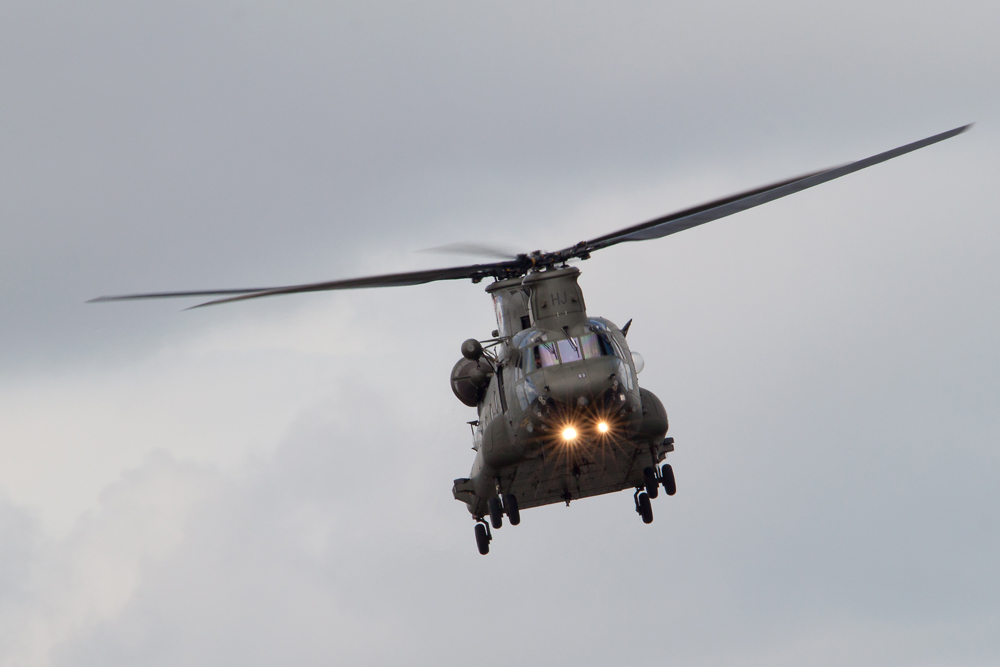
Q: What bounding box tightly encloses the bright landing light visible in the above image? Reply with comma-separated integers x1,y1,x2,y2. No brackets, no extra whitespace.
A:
562,427,578,441
597,422,609,434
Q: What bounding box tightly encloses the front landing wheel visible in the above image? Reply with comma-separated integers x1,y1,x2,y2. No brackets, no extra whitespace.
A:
503,493,520,525
661,464,676,496
488,497,504,529
643,467,659,499
474,523,490,555
637,492,653,524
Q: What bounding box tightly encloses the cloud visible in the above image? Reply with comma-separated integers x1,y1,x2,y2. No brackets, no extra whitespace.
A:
0,1,998,665
1,372,996,666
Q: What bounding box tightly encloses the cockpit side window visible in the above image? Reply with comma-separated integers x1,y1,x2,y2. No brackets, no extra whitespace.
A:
513,329,542,350
602,332,623,359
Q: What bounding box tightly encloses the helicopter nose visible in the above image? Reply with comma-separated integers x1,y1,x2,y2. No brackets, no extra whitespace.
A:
543,357,621,406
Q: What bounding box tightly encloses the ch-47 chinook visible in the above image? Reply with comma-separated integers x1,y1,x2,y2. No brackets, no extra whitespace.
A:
91,125,969,554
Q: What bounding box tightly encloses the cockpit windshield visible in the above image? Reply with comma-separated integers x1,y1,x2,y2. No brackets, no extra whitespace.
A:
557,338,582,364
537,342,558,367
579,334,602,359
522,332,614,371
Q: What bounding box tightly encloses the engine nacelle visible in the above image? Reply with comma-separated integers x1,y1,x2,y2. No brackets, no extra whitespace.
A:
635,387,669,443
450,357,492,407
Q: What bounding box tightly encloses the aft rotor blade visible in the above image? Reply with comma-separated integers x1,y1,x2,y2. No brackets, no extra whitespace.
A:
89,287,273,303
90,260,524,309
417,242,521,260
572,124,971,253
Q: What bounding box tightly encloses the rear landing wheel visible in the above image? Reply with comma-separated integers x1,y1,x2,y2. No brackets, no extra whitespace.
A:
637,492,653,524
661,464,676,496
474,523,490,555
643,467,659,499
488,497,504,529
503,493,520,525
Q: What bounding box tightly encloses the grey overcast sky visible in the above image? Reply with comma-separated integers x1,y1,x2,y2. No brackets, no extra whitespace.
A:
1,2,998,665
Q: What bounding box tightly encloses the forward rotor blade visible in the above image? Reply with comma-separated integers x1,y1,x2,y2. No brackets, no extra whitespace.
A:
91,125,970,311
571,124,971,254
89,261,523,308
185,262,514,308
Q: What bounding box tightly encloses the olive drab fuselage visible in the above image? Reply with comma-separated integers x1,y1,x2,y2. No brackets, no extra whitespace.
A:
451,267,672,518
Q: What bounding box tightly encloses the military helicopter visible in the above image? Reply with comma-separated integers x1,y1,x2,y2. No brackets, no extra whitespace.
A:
92,125,968,554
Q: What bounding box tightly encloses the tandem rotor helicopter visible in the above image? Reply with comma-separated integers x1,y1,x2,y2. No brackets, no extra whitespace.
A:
92,125,969,554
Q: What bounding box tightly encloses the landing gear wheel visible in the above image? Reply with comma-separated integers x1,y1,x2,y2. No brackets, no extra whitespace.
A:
643,467,659,499
661,464,676,496
488,497,504,529
503,493,520,525
637,492,653,524
474,523,490,555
